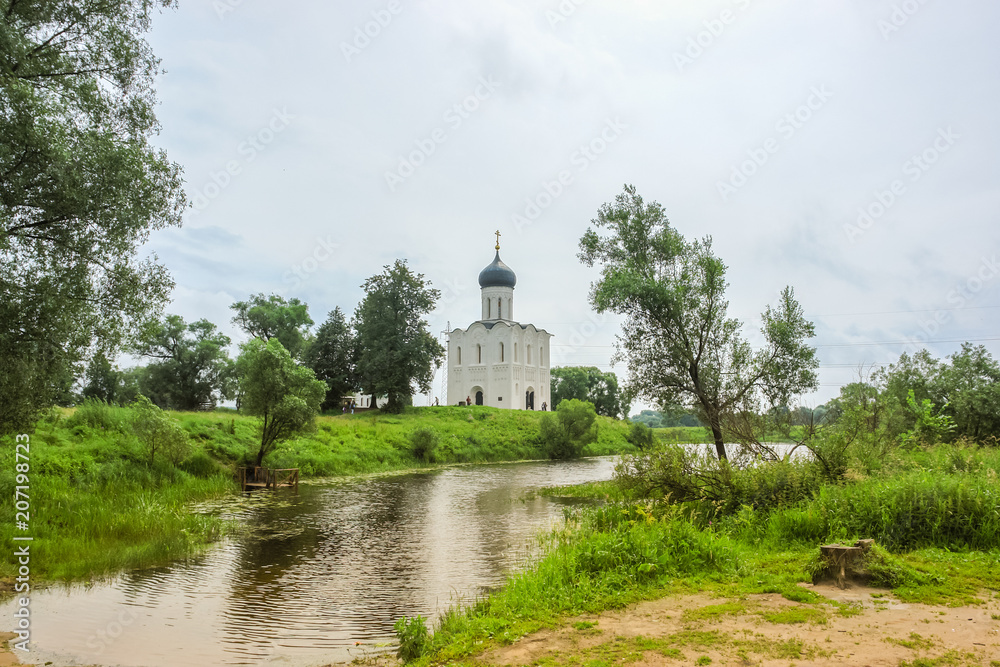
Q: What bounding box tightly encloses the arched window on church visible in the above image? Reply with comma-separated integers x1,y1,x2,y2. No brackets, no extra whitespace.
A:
540,346,544,366
500,342,505,362
527,345,532,365
477,344,482,364
498,298,502,319
514,343,517,362
457,346,462,365
487,300,491,318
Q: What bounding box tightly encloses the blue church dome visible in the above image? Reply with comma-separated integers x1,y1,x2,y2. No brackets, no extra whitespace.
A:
478,251,517,288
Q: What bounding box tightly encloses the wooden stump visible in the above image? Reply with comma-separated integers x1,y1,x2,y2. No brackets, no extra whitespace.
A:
816,539,874,589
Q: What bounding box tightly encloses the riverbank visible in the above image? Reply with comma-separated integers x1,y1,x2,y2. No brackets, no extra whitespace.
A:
0,404,634,583
386,440,1000,665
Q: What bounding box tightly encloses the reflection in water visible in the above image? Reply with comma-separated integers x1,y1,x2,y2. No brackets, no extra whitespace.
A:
8,457,615,666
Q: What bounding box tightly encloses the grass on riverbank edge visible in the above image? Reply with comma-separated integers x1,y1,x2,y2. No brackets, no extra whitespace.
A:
405,442,1000,665
1,404,635,582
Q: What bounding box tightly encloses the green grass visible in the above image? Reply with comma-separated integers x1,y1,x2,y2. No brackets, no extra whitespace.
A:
398,442,1000,664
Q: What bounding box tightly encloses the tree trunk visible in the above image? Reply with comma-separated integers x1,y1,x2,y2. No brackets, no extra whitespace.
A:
710,421,727,460
255,446,265,468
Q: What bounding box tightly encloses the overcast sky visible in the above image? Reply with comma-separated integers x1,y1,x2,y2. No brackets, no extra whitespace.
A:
141,0,1000,411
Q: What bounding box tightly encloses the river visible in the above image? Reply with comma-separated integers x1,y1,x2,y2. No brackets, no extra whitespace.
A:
8,457,617,666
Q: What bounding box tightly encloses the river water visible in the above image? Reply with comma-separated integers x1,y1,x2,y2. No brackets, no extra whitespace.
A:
9,457,616,666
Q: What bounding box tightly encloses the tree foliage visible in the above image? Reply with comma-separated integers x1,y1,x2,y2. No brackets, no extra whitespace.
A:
540,398,598,460
354,260,445,413
303,307,357,411
550,366,628,418
237,338,326,467
231,293,314,359
135,315,236,410
578,185,819,459
81,352,139,405
131,395,190,465
0,0,185,433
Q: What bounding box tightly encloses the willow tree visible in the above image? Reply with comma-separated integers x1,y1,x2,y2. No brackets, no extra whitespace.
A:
578,185,818,460
1,1,185,432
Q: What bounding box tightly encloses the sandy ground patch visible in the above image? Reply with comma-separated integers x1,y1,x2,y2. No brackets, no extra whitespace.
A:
474,585,1000,667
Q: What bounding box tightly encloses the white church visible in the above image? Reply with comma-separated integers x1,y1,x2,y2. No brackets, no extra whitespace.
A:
447,235,553,409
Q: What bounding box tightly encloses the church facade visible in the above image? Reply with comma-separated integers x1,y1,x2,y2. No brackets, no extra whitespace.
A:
447,239,553,410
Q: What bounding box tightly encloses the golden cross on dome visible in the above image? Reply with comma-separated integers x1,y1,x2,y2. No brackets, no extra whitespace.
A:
495,229,501,250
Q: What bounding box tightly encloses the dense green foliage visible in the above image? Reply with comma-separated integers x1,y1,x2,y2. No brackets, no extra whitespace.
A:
0,405,231,580
230,293,314,359
130,396,191,465
0,0,184,434
354,260,445,413
303,306,358,410
631,408,704,429
540,399,599,459
81,352,140,404
578,185,819,459
550,366,628,418
135,314,236,410
237,338,326,466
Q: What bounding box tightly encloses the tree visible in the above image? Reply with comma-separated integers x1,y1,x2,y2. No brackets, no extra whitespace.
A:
302,307,358,411
237,338,326,467
540,398,598,459
578,185,819,460
550,366,627,418
936,344,1000,441
354,260,445,413
231,293,313,359
135,315,236,410
131,395,191,466
0,1,185,434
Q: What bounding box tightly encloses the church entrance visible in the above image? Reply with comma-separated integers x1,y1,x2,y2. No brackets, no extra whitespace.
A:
525,389,535,410
475,391,483,406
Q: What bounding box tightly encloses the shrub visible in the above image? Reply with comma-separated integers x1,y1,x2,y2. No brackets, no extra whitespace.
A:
66,398,126,432
409,427,438,463
131,396,191,465
541,399,598,460
181,450,225,478
626,421,655,450
394,615,429,662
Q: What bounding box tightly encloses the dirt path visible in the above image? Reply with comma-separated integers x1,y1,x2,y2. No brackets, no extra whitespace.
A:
474,585,1000,667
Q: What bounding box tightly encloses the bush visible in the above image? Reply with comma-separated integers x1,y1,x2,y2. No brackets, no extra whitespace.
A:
541,399,598,460
131,396,191,465
181,450,225,478
394,615,429,662
409,427,438,463
65,398,127,432
626,421,655,450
